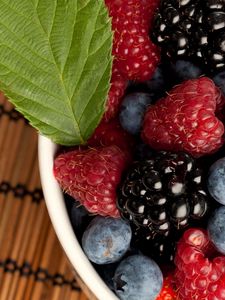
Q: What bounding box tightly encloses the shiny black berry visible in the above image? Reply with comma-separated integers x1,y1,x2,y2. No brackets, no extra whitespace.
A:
117,151,211,263
133,230,178,264
152,0,225,73
205,0,225,11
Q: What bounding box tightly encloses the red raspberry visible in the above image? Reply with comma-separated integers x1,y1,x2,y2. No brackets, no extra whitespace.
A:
142,77,225,157
106,0,159,29
216,93,225,123
156,274,177,300
88,118,135,154
141,0,161,26
53,145,130,218
106,0,160,81
103,65,127,121
174,228,225,300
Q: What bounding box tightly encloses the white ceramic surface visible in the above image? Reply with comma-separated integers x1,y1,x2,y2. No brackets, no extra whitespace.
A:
38,135,118,300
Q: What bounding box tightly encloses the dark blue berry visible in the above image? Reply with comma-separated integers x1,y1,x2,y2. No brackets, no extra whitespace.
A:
69,201,93,240
82,217,132,264
170,60,203,82
126,66,167,100
146,66,165,93
119,93,152,135
95,263,119,290
208,206,225,255
207,157,225,205
213,70,225,96
113,255,163,300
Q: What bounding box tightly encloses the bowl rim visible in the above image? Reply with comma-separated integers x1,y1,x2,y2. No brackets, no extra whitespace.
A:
38,134,118,300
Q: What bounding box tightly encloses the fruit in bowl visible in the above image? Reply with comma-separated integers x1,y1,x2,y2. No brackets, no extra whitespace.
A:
3,0,225,299
38,136,119,300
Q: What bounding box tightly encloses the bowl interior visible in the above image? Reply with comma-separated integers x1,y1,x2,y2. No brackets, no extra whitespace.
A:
38,135,118,300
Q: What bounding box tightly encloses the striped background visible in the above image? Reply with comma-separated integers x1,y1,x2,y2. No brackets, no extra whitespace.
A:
0,93,91,300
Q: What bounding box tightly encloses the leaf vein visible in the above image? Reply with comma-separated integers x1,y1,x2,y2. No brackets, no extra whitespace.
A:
0,9,53,65
31,0,84,143
0,0,112,145
0,42,56,79
0,61,63,103
48,0,57,39
77,61,110,123
7,91,71,120
70,2,102,107
61,1,77,74
34,0,40,9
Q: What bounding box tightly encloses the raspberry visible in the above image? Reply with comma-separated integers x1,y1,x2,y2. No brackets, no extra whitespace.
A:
53,145,130,218
142,0,161,27
156,274,177,300
174,228,225,300
142,77,225,157
106,0,160,81
88,118,135,154
103,65,127,121
106,0,159,30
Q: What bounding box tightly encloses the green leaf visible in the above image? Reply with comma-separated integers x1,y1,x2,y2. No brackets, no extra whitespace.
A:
0,0,113,145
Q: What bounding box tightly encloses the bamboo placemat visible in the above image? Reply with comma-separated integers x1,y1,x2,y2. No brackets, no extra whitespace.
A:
0,93,91,300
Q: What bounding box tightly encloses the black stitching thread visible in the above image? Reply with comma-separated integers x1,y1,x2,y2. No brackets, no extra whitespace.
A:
4,259,18,273
0,104,27,122
0,259,81,290
70,278,81,290
14,184,27,198
28,188,43,203
0,105,4,117
0,181,43,203
0,182,10,194
35,268,50,282
20,262,33,276
52,273,65,286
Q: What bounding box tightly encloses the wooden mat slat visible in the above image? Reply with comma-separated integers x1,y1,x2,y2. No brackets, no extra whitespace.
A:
0,94,91,300
0,124,38,299
5,160,41,300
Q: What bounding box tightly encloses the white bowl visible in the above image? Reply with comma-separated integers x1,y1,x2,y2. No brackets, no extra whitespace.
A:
38,135,118,300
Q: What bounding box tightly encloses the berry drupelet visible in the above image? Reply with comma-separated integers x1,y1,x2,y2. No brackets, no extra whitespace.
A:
152,0,225,73
174,228,225,300
117,151,211,263
54,145,131,218
141,77,225,158
105,0,160,81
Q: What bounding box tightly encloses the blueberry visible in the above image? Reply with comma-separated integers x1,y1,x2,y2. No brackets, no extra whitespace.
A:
126,66,167,100
207,157,225,205
82,216,132,264
95,263,119,290
119,93,152,135
170,60,203,82
113,255,163,300
95,247,142,290
146,66,165,93
208,206,225,255
69,201,93,240
213,70,225,96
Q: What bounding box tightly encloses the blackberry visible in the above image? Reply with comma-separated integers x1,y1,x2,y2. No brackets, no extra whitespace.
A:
133,231,178,264
152,0,225,73
117,151,211,263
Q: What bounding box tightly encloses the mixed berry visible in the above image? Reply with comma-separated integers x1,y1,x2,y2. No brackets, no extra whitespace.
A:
152,0,225,73
53,1,225,299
